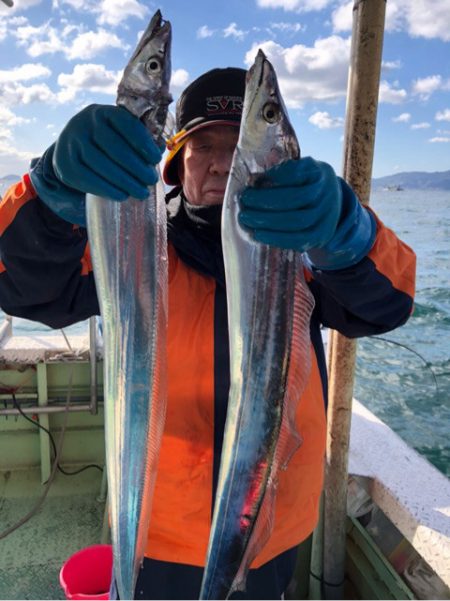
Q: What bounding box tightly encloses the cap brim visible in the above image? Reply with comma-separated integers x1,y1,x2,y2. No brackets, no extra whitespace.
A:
162,119,240,186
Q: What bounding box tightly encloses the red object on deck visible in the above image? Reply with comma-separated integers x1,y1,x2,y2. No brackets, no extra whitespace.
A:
59,544,113,600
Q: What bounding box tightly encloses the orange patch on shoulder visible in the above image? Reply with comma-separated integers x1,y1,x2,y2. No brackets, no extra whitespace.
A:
0,174,37,236
80,242,93,275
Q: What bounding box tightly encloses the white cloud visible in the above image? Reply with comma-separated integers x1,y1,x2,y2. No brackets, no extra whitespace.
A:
14,21,65,57
0,82,57,105
0,106,30,128
382,60,402,71
428,137,450,143
0,16,28,42
0,62,120,107
392,113,411,123
53,0,148,26
57,63,121,102
256,0,332,12
97,0,148,27
411,122,430,130
0,63,51,82
0,139,35,162
331,1,352,32
379,80,407,104
14,21,127,60
170,69,189,89
66,28,126,60
0,0,41,15
223,22,247,41
435,108,450,122
269,22,304,34
309,111,344,129
330,0,450,42
197,25,215,39
412,75,448,100
401,0,450,42
245,36,351,108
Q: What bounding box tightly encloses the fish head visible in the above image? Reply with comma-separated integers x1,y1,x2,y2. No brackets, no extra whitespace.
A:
237,50,299,181
117,10,173,143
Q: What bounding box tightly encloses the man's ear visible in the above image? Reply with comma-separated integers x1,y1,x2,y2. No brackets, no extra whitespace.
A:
177,148,185,184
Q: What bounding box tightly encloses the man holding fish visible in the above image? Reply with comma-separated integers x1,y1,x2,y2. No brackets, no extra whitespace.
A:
0,62,415,599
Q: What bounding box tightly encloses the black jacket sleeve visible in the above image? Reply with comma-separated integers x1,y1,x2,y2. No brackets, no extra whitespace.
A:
306,211,416,338
0,176,99,328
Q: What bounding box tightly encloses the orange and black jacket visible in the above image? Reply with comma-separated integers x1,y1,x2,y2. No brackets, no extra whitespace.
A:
0,176,416,567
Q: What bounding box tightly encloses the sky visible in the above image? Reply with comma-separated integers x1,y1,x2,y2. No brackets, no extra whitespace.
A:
0,0,449,179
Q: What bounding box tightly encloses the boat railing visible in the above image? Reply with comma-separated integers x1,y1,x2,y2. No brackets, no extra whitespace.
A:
0,314,102,417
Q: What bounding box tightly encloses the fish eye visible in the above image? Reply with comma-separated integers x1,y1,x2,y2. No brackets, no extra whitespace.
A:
146,56,162,74
262,102,280,124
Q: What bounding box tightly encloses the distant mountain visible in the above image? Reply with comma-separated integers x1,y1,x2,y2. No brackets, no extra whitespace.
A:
0,174,21,199
2,170,449,199
372,170,450,191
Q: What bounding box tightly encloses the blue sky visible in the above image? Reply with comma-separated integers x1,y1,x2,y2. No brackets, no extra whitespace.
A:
0,0,449,178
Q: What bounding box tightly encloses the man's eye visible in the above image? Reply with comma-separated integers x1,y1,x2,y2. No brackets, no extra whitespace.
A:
193,144,211,152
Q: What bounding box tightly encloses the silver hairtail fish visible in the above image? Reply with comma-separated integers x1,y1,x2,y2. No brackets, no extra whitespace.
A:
200,50,315,600
85,10,172,601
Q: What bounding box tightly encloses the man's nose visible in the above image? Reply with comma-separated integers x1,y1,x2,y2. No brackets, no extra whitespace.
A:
209,149,233,175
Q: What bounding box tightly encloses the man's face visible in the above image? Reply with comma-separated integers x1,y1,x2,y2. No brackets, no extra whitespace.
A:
178,125,239,206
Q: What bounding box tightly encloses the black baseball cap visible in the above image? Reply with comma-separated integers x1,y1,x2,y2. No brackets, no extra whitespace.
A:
163,67,246,186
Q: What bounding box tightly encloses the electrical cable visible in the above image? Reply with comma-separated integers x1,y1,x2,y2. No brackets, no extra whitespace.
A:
0,358,74,539
10,393,103,476
368,335,440,402
0,327,103,539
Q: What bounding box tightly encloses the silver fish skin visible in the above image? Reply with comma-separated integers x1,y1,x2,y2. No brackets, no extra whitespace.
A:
200,50,315,600
85,11,171,601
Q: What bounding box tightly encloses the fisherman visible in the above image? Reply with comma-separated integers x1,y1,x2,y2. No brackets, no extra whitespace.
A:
0,67,416,600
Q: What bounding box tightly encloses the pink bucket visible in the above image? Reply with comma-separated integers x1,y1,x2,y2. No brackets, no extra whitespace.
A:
59,544,113,600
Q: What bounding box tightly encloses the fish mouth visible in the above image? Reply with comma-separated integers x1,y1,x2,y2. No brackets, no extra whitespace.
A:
246,49,266,91
150,9,171,38
127,9,172,65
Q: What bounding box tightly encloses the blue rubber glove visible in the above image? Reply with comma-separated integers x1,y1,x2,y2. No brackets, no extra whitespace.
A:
29,104,163,226
239,157,376,270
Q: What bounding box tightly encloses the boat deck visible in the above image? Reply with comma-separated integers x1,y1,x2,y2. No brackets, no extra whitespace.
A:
0,326,448,600
0,467,105,600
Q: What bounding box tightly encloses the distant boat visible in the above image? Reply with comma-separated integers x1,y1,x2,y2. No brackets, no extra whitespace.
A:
383,185,404,191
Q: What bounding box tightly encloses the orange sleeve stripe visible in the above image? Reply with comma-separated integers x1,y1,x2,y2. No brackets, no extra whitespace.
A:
0,174,36,236
80,242,93,276
368,210,416,299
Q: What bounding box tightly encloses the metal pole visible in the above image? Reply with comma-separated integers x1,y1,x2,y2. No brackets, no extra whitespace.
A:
0,403,93,416
323,1,386,599
37,363,51,483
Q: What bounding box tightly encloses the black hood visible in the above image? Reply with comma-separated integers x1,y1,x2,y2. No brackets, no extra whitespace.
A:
166,189,225,286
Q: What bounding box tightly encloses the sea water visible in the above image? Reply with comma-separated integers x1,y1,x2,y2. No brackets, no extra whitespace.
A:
354,189,450,477
0,189,448,476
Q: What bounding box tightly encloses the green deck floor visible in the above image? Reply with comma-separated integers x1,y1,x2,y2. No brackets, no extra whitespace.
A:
0,467,106,600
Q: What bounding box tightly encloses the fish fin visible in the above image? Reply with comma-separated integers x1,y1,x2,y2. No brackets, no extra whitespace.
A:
135,177,169,572
275,261,315,470
230,258,315,595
